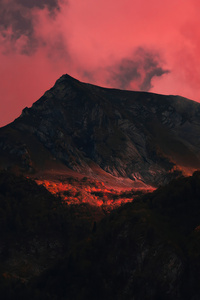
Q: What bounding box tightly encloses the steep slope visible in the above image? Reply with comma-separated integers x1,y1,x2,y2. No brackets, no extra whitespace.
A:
1,74,200,186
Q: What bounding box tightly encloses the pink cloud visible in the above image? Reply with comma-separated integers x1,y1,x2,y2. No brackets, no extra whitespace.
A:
1,0,200,127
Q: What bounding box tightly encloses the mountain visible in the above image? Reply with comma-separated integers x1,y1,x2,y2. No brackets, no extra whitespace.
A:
28,171,200,300
1,75,200,298
1,74,200,186
0,170,104,289
2,171,200,300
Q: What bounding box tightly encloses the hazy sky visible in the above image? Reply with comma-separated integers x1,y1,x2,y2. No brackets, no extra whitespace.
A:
1,0,200,126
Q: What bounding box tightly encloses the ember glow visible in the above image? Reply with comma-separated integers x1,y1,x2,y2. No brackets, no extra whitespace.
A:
36,177,151,209
1,0,200,126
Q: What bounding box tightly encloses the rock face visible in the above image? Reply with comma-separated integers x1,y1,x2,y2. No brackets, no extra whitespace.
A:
1,74,200,185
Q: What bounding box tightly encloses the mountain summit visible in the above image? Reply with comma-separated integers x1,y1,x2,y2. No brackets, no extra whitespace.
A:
1,74,200,186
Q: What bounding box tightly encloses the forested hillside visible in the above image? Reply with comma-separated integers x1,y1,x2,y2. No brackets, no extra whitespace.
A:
1,171,200,299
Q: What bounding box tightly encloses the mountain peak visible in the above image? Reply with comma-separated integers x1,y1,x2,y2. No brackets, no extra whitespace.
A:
1,75,200,187
55,73,81,84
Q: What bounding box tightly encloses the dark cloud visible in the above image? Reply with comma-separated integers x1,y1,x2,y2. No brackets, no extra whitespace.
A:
108,47,170,91
82,71,95,83
0,7,33,39
109,59,141,89
140,67,169,91
0,0,62,54
16,0,60,10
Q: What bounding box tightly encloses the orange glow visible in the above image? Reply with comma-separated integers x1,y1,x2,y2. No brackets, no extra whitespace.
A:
35,177,152,208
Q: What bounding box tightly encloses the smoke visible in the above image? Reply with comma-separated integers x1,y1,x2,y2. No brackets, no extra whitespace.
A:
108,48,169,91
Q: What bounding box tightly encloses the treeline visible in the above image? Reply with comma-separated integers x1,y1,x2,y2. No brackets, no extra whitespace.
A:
0,171,104,235
2,171,200,299
24,171,200,300
0,171,105,299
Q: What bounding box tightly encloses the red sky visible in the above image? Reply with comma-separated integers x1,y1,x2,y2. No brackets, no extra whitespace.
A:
0,0,200,127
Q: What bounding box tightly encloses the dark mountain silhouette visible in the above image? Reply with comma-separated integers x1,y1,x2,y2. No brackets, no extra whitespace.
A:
30,171,200,300
1,171,200,299
1,75,200,299
1,74,200,186
0,170,104,284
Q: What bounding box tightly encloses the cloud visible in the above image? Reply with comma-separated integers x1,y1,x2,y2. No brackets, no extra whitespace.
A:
16,0,60,10
107,48,169,91
108,59,140,90
0,0,70,66
0,0,71,127
1,0,200,127
140,67,169,91
0,0,62,54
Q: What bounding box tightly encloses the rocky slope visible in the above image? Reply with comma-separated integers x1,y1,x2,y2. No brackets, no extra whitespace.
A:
1,74,200,186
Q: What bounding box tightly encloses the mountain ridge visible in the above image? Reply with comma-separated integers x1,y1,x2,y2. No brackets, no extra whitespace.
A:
1,74,200,187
